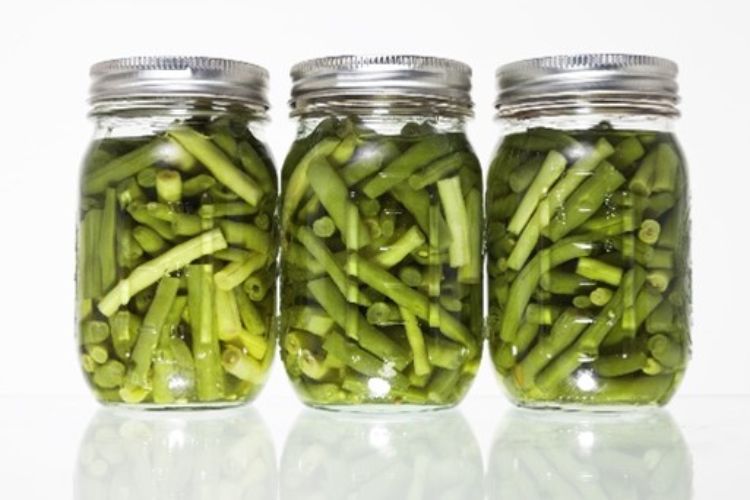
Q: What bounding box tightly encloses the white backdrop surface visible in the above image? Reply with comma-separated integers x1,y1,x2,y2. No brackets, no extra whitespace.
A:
0,0,747,400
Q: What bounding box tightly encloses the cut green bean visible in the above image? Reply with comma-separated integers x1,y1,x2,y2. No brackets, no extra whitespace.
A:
98,229,227,317
346,255,475,352
127,276,180,388
168,127,263,206
322,330,408,387
156,169,182,203
362,134,462,198
508,150,567,235
576,257,624,286
545,161,626,241
401,307,431,376
282,137,340,227
308,158,371,249
408,151,475,190
373,226,425,268
214,252,266,291
638,219,661,244
84,139,167,194
589,287,614,306
307,278,411,370
515,309,591,389
312,216,336,238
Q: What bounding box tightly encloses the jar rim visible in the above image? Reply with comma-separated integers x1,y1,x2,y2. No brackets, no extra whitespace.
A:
495,53,679,118
89,56,270,111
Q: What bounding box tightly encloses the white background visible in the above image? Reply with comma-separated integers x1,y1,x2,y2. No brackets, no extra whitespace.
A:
1,0,748,401
2,2,750,499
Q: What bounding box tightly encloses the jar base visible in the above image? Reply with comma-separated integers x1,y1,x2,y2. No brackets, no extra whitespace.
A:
101,400,250,411
513,400,663,413
306,403,455,414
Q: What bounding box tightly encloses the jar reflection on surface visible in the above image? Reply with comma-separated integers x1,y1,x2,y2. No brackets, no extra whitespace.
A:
281,409,483,500
488,409,692,499
75,408,276,500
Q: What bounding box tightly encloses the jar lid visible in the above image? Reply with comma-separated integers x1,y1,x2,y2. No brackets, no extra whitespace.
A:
89,56,269,109
290,55,473,116
496,53,679,117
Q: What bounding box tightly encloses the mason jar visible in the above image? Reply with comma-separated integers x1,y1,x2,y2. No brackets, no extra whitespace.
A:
279,55,484,409
77,57,278,407
487,54,690,408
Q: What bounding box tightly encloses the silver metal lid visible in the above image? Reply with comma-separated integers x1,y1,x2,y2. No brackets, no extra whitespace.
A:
290,55,473,116
90,56,269,108
496,53,679,117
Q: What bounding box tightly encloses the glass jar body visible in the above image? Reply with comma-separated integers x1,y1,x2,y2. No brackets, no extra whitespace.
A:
77,102,278,408
486,114,691,409
279,113,484,410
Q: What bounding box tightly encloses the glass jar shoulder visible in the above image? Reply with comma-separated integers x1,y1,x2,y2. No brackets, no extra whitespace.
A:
488,126,685,193
82,114,276,187
282,116,481,183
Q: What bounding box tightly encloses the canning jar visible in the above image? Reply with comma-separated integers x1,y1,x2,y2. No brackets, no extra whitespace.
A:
279,55,483,409
487,54,691,408
77,57,278,407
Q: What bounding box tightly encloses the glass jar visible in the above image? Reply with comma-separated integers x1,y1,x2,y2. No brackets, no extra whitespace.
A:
487,54,691,409
77,57,278,407
279,55,483,410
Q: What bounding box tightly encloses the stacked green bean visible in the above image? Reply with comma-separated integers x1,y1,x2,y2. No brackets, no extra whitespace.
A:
280,117,483,407
77,115,277,406
487,125,690,407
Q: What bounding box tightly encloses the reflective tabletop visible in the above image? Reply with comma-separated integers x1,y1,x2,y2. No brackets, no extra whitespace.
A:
2,395,748,499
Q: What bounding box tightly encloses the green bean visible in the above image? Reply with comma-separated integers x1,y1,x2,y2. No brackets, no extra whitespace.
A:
545,161,626,241
126,276,181,389
307,278,411,370
514,309,591,389
308,159,371,249
508,150,567,235
168,127,263,206
362,134,463,198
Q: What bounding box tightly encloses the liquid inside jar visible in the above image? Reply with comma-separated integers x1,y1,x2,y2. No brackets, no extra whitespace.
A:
280,116,483,409
487,123,690,408
77,114,278,407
